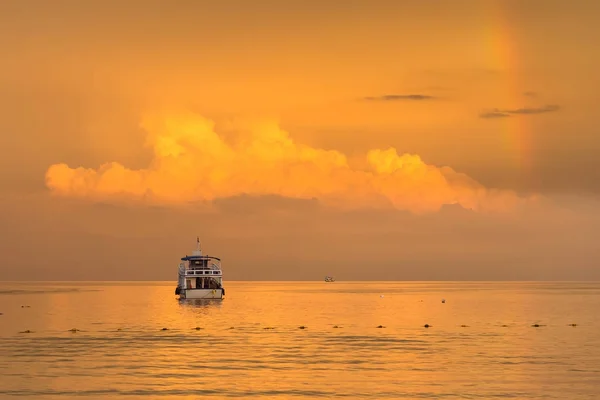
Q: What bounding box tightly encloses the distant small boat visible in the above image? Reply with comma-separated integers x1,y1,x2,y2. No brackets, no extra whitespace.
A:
175,237,225,300
324,276,335,282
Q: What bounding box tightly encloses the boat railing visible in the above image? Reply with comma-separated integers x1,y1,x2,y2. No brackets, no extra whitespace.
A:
186,269,221,276
185,262,222,272
187,263,221,269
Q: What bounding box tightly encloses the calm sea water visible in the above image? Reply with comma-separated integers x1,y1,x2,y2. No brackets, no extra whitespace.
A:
0,281,599,399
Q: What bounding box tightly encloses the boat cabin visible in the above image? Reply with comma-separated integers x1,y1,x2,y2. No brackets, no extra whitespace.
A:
180,253,223,290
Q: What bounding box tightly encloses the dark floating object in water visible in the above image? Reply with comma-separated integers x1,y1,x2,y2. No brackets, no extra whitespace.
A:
298,326,307,329
69,328,79,333
21,305,30,308
117,328,122,331
441,299,446,303
229,327,235,329
376,325,385,328
161,327,169,331
568,323,577,327
19,330,32,334
194,327,202,330
333,325,342,328
460,324,469,327
0,312,3,315
424,324,431,328
531,324,545,328
263,327,274,330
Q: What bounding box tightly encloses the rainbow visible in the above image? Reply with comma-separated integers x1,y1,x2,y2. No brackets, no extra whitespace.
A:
485,1,534,186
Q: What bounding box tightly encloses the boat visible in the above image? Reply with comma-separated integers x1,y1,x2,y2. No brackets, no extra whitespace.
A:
325,276,335,282
175,237,225,300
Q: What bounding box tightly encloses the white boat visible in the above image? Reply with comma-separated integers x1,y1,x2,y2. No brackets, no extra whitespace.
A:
175,238,225,300
325,276,335,282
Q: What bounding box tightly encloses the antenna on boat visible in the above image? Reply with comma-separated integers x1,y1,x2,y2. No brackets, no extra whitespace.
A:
192,237,202,256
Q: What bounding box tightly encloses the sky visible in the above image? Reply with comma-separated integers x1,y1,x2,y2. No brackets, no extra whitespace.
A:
1,0,599,280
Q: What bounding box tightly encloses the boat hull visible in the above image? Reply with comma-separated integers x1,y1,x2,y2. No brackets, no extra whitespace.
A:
180,288,224,300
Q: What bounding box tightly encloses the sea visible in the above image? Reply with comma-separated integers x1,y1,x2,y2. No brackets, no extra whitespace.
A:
0,281,599,399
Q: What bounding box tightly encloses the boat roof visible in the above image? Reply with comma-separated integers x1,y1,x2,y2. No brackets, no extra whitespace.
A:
181,255,221,261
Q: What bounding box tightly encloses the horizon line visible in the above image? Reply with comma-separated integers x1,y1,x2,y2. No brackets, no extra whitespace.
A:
1,279,598,283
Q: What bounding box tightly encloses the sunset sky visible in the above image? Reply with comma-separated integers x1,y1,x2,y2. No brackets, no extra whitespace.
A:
1,0,599,280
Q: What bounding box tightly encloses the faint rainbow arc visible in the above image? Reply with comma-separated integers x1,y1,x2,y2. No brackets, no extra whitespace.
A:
486,2,534,185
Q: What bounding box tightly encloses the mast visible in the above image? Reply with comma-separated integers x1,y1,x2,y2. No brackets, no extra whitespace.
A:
192,236,202,257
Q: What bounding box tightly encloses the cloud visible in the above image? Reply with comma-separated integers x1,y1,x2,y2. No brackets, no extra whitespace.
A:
363,94,435,101
479,104,560,119
503,104,560,114
479,111,511,119
45,113,536,214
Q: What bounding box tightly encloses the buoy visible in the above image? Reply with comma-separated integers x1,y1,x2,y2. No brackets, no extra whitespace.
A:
161,327,168,331
298,326,307,329
194,327,202,330
441,299,446,303
424,324,431,328
376,325,385,328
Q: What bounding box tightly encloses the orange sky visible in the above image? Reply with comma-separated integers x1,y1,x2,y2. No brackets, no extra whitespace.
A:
1,0,599,280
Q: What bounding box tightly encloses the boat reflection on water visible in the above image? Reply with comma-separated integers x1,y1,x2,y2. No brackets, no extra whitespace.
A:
177,298,224,319
178,298,224,309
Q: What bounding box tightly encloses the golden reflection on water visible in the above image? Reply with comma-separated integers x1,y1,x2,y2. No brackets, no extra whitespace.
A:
0,281,599,399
